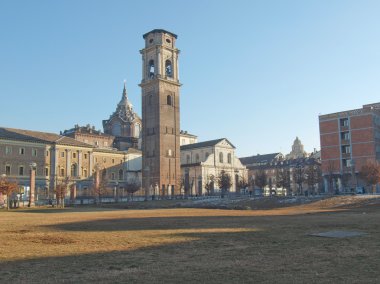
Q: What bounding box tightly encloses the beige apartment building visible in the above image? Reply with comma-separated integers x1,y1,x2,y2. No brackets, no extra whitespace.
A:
0,127,141,203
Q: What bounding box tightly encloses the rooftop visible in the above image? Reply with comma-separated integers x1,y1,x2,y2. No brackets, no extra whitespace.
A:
180,138,235,150
0,127,93,148
143,29,177,39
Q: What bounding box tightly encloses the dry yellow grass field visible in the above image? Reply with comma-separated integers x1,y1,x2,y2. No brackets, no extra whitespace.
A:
1,196,380,283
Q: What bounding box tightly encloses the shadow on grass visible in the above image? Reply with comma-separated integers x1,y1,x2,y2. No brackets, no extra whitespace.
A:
0,230,262,283
1,227,379,284
13,207,123,214
44,210,344,232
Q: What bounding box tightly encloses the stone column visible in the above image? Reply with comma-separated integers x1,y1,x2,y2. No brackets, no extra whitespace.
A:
89,152,93,175
66,149,71,177
29,165,36,207
78,150,82,177
157,47,161,76
70,184,77,203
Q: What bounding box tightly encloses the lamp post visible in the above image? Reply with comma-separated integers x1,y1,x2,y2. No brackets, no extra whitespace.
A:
29,162,37,207
114,181,119,203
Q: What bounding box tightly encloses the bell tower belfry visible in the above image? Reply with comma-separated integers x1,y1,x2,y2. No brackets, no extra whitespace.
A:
140,29,181,196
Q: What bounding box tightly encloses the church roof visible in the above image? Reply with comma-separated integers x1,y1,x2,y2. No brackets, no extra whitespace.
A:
180,138,235,150
0,127,93,148
105,82,141,124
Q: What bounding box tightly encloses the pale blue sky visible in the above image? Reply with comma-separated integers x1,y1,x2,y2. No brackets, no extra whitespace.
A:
1,0,379,157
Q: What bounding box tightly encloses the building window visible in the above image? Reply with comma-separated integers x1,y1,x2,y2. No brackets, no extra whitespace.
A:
84,154,88,159
45,168,49,177
112,159,115,164
71,164,77,177
186,155,190,164
227,153,232,164
83,169,88,177
118,169,123,180
342,159,352,167
111,172,115,180
165,60,173,77
167,95,172,106
342,145,351,154
32,149,37,156
72,152,76,158
61,152,65,158
19,166,24,176
46,150,49,157
341,132,350,140
5,165,11,175
195,153,200,163
5,146,12,155
149,60,155,78
168,149,173,157
19,148,25,155
95,141,99,146
340,118,349,127
60,168,65,177
219,152,224,163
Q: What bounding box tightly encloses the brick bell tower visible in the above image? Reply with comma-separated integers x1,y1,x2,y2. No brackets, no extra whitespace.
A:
140,29,181,197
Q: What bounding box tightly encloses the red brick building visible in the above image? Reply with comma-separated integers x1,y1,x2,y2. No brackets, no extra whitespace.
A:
319,102,380,192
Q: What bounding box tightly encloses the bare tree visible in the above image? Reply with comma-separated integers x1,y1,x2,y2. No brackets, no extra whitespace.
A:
360,161,380,194
255,169,267,194
0,176,18,210
217,170,232,198
306,165,321,195
125,178,141,201
276,168,292,196
326,160,336,194
340,169,351,193
93,169,109,205
237,175,249,195
55,177,70,208
293,163,305,195
204,174,215,196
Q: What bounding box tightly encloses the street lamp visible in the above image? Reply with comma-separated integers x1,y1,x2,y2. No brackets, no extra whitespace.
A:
114,181,119,202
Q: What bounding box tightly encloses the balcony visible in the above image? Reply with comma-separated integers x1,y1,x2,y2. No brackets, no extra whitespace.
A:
342,152,351,159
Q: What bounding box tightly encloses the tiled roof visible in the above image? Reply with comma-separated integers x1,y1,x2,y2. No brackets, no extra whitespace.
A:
239,153,281,166
180,138,235,150
0,127,93,148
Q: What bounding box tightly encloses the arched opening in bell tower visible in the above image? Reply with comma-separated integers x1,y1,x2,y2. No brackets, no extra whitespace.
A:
165,60,172,77
149,60,155,78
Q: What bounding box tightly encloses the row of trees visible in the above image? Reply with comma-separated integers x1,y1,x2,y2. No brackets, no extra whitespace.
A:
253,164,323,196
202,170,249,197
253,161,380,196
54,175,142,208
